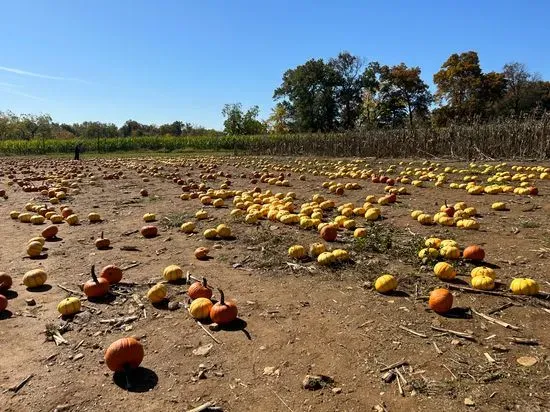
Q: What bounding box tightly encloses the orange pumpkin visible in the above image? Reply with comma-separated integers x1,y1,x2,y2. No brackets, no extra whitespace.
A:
428,288,453,314
194,247,209,260
83,265,110,297
210,289,238,325
100,265,123,284
104,337,144,372
41,225,58,240
140,225,158,238
188,277,213,300
463,245,485,261
0,273,12,291
320,225,338,242
61,207,74,219
0,294,7,311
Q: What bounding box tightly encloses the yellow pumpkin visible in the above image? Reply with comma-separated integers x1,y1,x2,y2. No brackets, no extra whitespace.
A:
492,202,507,211
365,208,381,221
10,211,20,219
418,248,439,259
471,266,496,280
213,198,224,208
189,297,213,320
27,241,43,257
440,239,458,249
163,265,183,282
195,210,208,220
66,214,79,225
433,262,456,280
425,237,441,248
180,221,195,233
417,214,434,225
147,283,167,303
440,246,461,260
288,245,306,259
30,215,45,225
317,251,335,266
57,297,82,316
244,213,258,224
216,224,231,238
204,228,218,239
309,243,326,257
375,274,398,294
354,228,367,238
19,212,32,223
143,213,156,222
471,275,495,290
23,269,47,288
509,278,539,295
28,236,45,246
50,214,64,223
411,210,424,219
332,249,350,262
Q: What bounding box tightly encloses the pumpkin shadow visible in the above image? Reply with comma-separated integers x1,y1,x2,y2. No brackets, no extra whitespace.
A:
88,293,117,304
478,261,500,269
196,255,214,261
0,310,13,320
27,284,52,292
28,254,49,260
441,307,472,319
3,290,18,299
97,246,114,251
447,278,469,286
220,318,252,340
152,300,170,310
113,367,158,392
46,236,63,242
386,290,410,298
168,278,189,286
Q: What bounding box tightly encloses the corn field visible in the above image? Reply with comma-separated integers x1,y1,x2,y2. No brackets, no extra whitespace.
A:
0,114,548,159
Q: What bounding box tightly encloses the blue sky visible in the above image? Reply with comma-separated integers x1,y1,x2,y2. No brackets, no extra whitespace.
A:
1,0,549,130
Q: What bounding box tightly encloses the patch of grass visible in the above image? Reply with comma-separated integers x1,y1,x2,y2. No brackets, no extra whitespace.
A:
161,212,191,228
519,220,540,229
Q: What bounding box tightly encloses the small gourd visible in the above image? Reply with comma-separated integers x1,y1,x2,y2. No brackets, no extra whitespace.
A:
163,264,183,282
143,213,156,222
83,265,110,298
374,274,398,294
433,262,456,280
189,297,213,320
147,283,167,303
57,297,82,316
210,289,238,325
471,266,496,280
471,275,495,290
23,269,48,288
140,225,158,238
188,277,213,300
509,278,539,296
288,245,306,259
216,224,231,238
95,232,110,250
100,265,123,284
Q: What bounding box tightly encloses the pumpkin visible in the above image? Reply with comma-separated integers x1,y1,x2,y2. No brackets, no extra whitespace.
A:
31,215,45,225
463,245,485,261
194,247,210,260
440,246,461,260
210,289,238,325
10,211,19,219
23,269,47,288
180,221,195,233
374,274,398,293
163,264,183,282
433,262,456,280
28,236,46,246
204,228,218,239
428,288,453,314
354,228,367,238
471,275,495,290
0,294,7,312
41,225,58,240
332,249,350,262
57,297,81,316
317,251,335,266
509,278,539,295
492,202,507,211
50,214,64,223
195,210,208,220
320,225,338,242
189,297,213,320
140,225,158,238
19,212,32,223
143,213,156,222
425,237,442,248
104,337,144,372
417,214,434,225
88,212,102,223
418,248,439,259
95,232,110,250
147,283,167,303
27,241,43,257
100,265,123,284
216,224,231,238
411,210,424,219
440,239,458,249
471,266,496,280
0,273,12,290
288,245,306,259
83,265,110,297
64,214,79,226
365,208,380,221
309,243,326,257
188,277,213,300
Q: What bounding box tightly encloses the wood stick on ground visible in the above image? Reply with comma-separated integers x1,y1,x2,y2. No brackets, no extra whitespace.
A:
487,302,515,315
472,308,520,330
57,284,83,295
196,321,222,344
186,401,214,412
121,262,141,271
432,341,443,354
447,284,512,297
508,337,539,345
395,370,405,396
74,340,85,350
395,368,408,385
484,352,496,363
270,388,295,412
431,326,475,341
443,364,457,380
379,360,408,372
99,315,138,324
9,374,34,393
399,325,427,338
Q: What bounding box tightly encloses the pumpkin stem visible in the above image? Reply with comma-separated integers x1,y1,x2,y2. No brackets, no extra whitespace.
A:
444,200,448,208
91,265,99,284
218,288,225,305
100,231,104,240
202,277,208,288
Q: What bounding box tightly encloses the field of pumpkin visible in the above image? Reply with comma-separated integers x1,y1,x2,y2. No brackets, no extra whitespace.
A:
0,155,549,411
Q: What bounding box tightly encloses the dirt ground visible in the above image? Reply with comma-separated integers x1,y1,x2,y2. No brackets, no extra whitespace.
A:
0,155,549,412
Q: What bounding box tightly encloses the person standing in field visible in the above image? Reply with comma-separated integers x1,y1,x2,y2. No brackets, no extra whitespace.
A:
74,143,82,160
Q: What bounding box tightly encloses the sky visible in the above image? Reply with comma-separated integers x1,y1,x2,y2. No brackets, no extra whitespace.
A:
1,0,549,130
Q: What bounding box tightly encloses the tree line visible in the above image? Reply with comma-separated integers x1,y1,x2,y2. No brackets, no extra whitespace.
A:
223,51,550,134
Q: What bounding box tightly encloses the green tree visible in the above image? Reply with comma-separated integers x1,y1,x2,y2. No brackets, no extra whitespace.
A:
267,102,293,133
222,103,266,135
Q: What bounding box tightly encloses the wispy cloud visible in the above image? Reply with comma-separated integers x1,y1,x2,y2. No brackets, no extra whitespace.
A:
0,85,49,102
0,81,21,88
0,65,89,83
